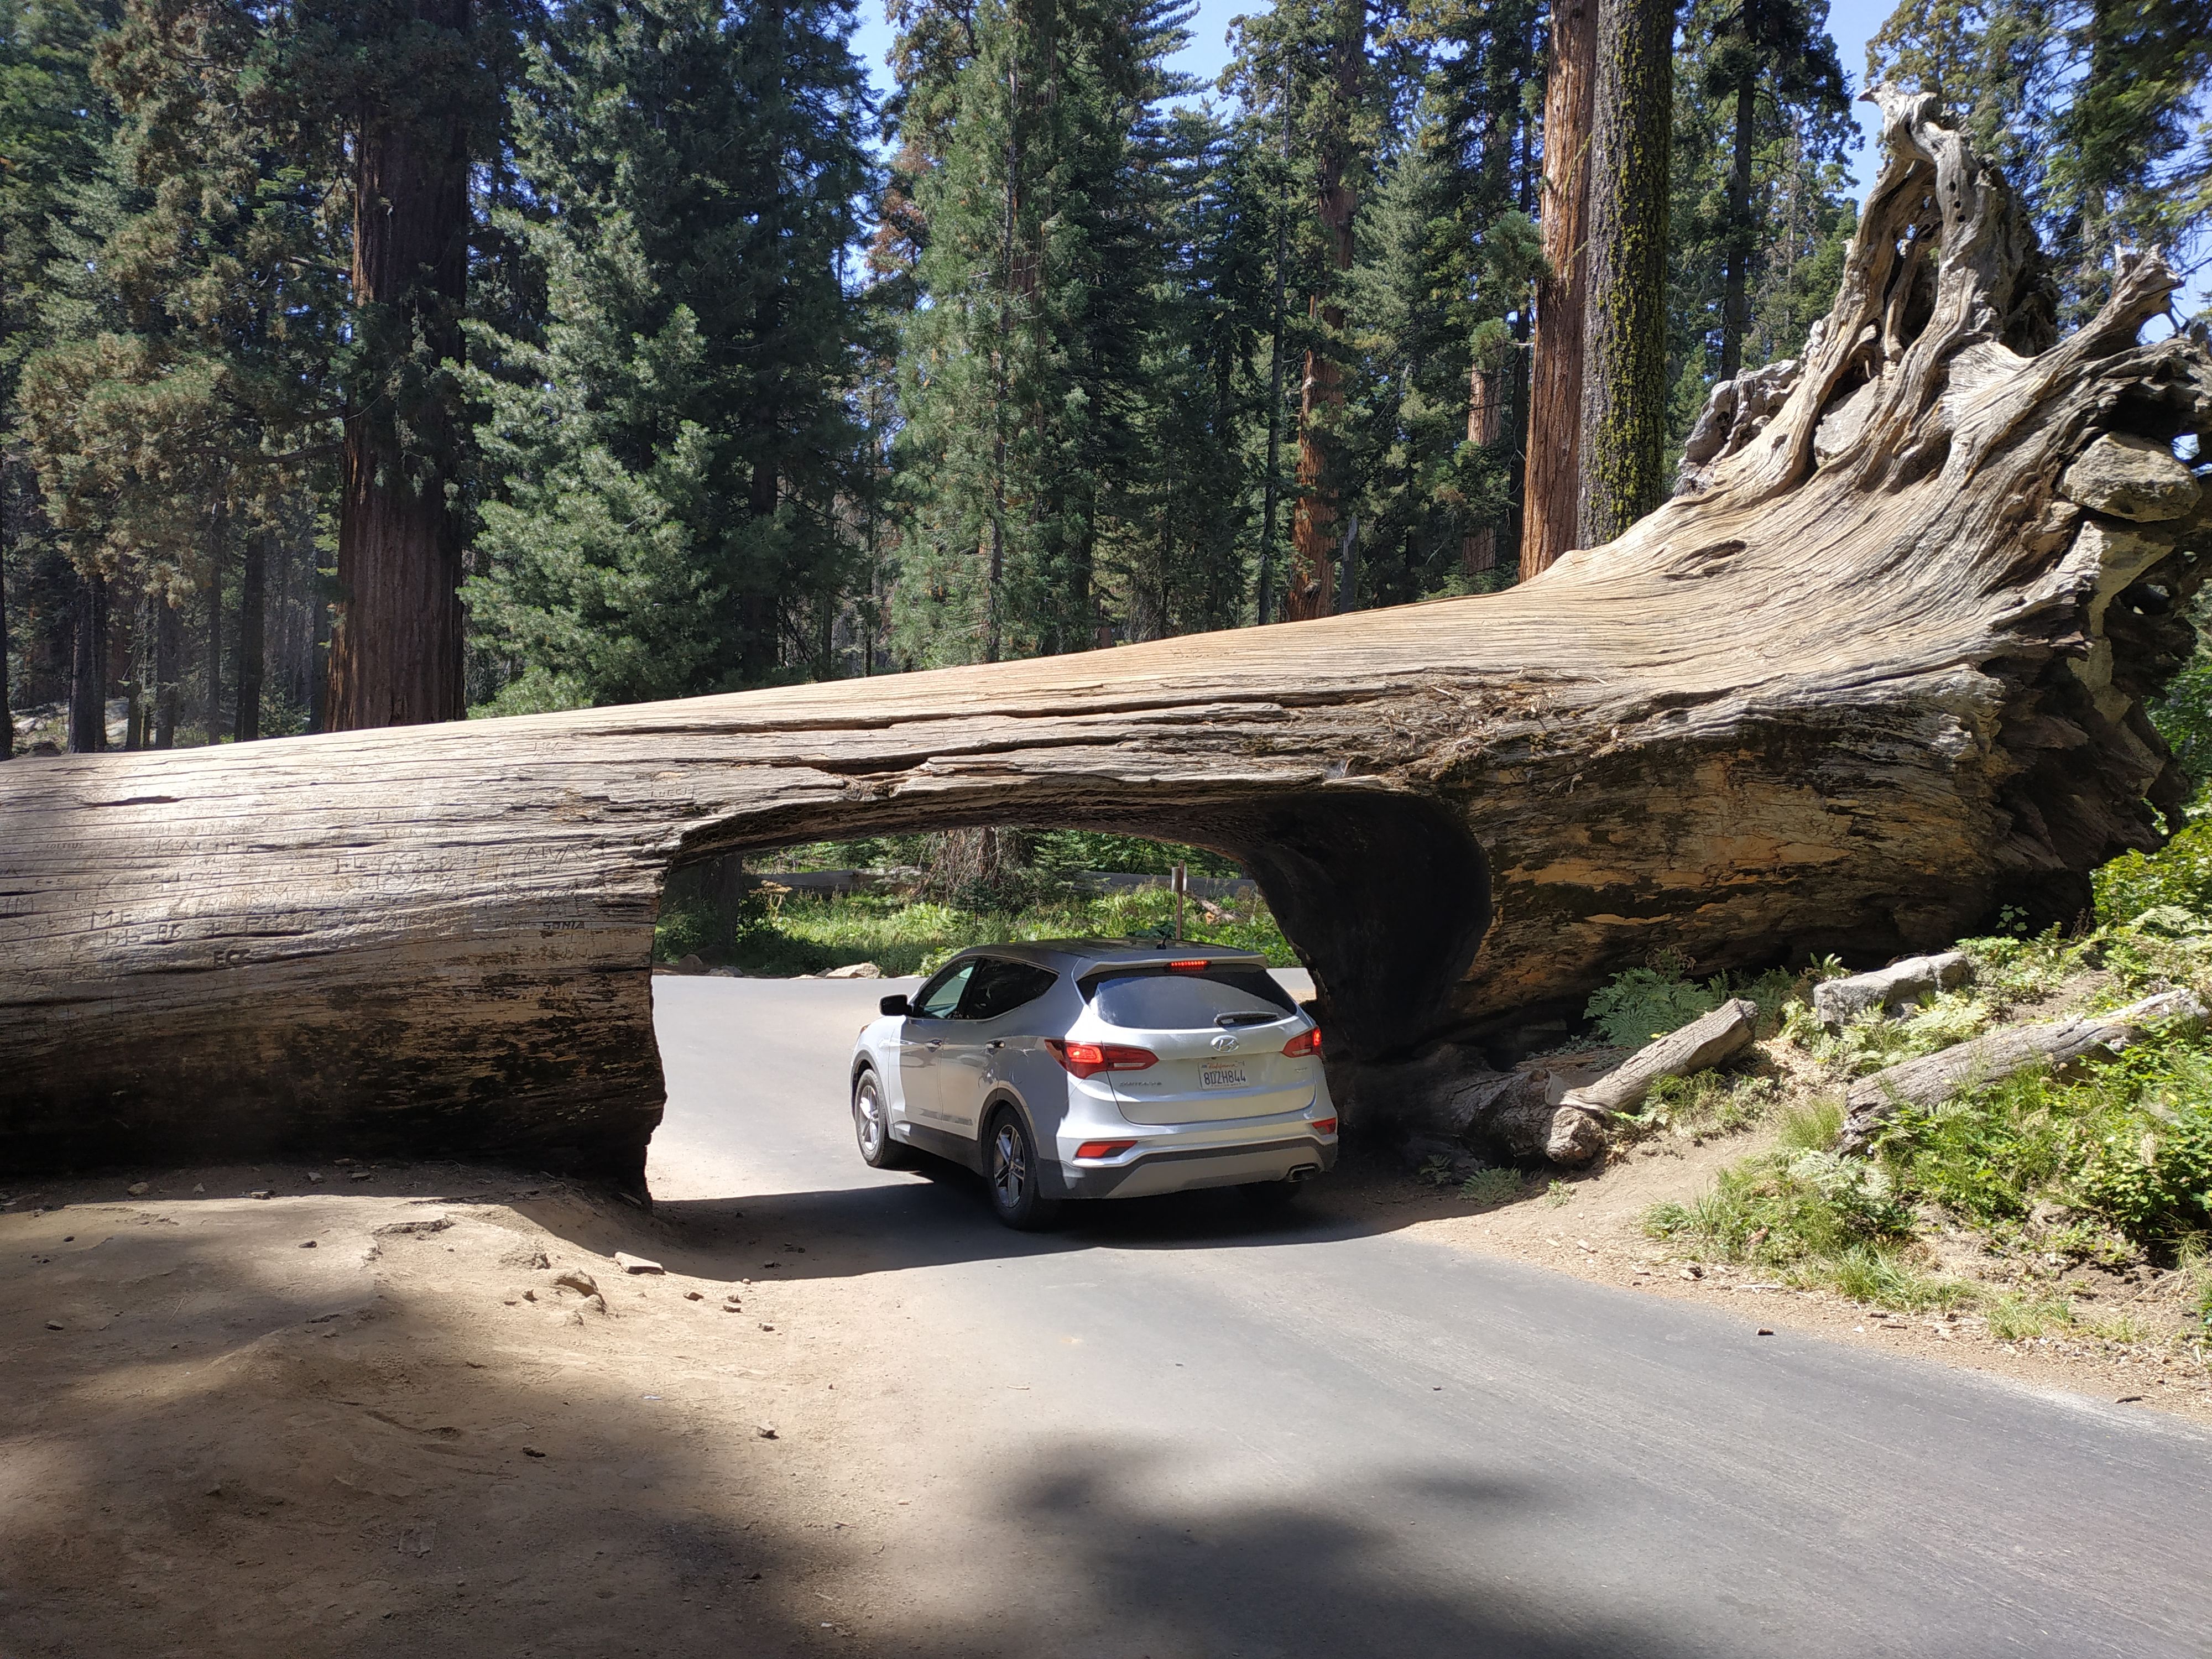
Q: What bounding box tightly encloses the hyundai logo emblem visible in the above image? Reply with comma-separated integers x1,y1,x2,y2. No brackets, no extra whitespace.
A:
1211,1034,1240,1051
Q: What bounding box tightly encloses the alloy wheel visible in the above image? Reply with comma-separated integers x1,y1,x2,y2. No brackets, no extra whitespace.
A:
991,1122,1026,1211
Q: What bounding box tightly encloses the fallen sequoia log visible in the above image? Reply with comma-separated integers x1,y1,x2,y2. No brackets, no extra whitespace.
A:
3,90,2210,1185
1838,989,2209,1151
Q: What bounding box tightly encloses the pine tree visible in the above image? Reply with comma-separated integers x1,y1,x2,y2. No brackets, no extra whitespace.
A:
0,1,122,755
465,0,877,711
18,0,343,749
1666,0,1855,449
892,0,1188,664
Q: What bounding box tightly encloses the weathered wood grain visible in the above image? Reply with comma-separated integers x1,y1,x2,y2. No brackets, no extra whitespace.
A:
2,91,2209,1182
1839,989,2210,1151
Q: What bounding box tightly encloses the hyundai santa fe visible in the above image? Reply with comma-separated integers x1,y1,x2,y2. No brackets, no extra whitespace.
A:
848,941,1338,1228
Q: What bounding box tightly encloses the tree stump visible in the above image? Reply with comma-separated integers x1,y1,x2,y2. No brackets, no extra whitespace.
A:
2,91,2208,1183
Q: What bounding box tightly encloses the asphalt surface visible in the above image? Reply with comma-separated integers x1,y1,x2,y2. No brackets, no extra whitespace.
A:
649,975,2212,1659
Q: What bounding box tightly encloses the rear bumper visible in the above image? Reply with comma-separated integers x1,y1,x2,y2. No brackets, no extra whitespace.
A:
1046,1131,1337,1199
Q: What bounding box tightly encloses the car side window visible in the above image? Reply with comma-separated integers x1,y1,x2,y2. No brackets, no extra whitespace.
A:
956,959,1058,1021
912,961,974,1020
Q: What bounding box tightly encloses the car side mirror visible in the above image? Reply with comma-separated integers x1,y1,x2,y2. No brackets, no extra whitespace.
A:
879,994,911,1018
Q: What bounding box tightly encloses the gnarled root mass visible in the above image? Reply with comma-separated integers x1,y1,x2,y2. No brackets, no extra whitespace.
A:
2,90,2208,1180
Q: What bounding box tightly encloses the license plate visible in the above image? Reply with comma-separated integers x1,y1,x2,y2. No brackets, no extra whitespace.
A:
1201,1063,1248,1090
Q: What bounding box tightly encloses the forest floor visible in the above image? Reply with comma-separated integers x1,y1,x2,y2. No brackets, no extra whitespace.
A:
5,1140,2205,1656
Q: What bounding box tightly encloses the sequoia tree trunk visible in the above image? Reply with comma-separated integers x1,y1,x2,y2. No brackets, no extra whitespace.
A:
325,0,471,731
1284,2,1364,622
2,94,2208,1188
1576,0,1676,549
233,530,265,744
67,569,106,754
1520,0,1598,579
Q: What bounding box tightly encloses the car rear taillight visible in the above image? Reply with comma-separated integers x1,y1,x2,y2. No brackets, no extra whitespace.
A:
1310,1117,1337,1136
1282,1027,1322,1058
1074,1140,1139,1160
1044,1039,1159,1079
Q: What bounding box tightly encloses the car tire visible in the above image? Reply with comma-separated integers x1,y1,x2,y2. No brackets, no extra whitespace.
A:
1238,1179,1303,1212
852,1067,912,1169
984,1107,1060,1231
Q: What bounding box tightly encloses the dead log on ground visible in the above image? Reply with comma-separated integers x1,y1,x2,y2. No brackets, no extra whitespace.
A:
1838,989,2209,1151
2,91,2209,1183
1813,952,1973,1028
1558,999,1760,1117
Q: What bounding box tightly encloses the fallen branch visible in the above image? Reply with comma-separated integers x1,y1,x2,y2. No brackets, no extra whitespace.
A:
1558,999,1760,1116
1813,952,1973,1029
1838,989,2209,1151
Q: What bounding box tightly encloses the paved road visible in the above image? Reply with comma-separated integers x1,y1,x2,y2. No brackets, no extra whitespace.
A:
649,976,2212,1659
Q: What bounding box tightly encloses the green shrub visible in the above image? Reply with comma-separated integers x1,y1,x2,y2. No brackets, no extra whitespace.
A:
1643,1150,1914,1266
2096,817,2212,926
1584,966,1728,1047
1616,1072,1776,1142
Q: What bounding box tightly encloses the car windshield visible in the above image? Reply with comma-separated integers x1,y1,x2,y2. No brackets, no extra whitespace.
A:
1084,967,1295,1031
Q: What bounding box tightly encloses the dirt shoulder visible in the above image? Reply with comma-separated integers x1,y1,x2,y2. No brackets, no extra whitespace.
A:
1314,1142,2212,1429
0,1161,936,1657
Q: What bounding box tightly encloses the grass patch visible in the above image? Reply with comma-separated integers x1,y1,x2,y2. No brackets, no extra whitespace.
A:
1984,1289,2074,1340
1822,1246,1979,1312
1613,1071,1778,1145
1460,1168,1525,1206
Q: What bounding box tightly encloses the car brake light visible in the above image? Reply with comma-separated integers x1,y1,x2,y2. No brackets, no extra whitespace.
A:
1168,959,1211,972
1310,1118,1337,1136
1282,1027,1322,1058
1044,1039,1159,1079
1074,1140,1139,1160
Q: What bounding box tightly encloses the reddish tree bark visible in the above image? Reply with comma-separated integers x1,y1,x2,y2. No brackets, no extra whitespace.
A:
1519,0,1598,580
1283,8,1365,622
325,0,471,731
1462,368,1503,576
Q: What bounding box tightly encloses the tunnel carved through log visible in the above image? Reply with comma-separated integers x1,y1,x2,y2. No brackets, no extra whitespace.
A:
2,88,2209,1184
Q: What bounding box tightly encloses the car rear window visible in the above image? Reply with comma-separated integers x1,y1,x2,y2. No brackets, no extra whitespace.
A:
1083,967,1295,1030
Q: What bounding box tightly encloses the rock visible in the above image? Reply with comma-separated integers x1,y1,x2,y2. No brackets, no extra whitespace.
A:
373,1215,451,1237
348,1171,373,1181
821,961,883,979
1813,951,1973,1028
192,1183,204,1193
674,954,707,975
249,1190,273,1201
552,1270,608,1313
522,1446,546,1458
45,1320,63,1331
2059,432,2201,521
685,1290,703,1301
126,1181,149,1196
500,1246,551,1271
307,1172,325,1183
755,1425,779,1439
299,1240,317,1249
522,1288,537,1302
614,1251,664,1275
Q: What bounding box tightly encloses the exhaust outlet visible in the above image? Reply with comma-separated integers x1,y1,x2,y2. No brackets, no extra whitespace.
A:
1287,1163,1322,1183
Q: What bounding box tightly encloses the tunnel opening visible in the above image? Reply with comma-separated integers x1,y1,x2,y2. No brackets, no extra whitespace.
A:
651,789,1494,1086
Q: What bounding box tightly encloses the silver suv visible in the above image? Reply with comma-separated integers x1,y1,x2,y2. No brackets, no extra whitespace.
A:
848,941,1338,1228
